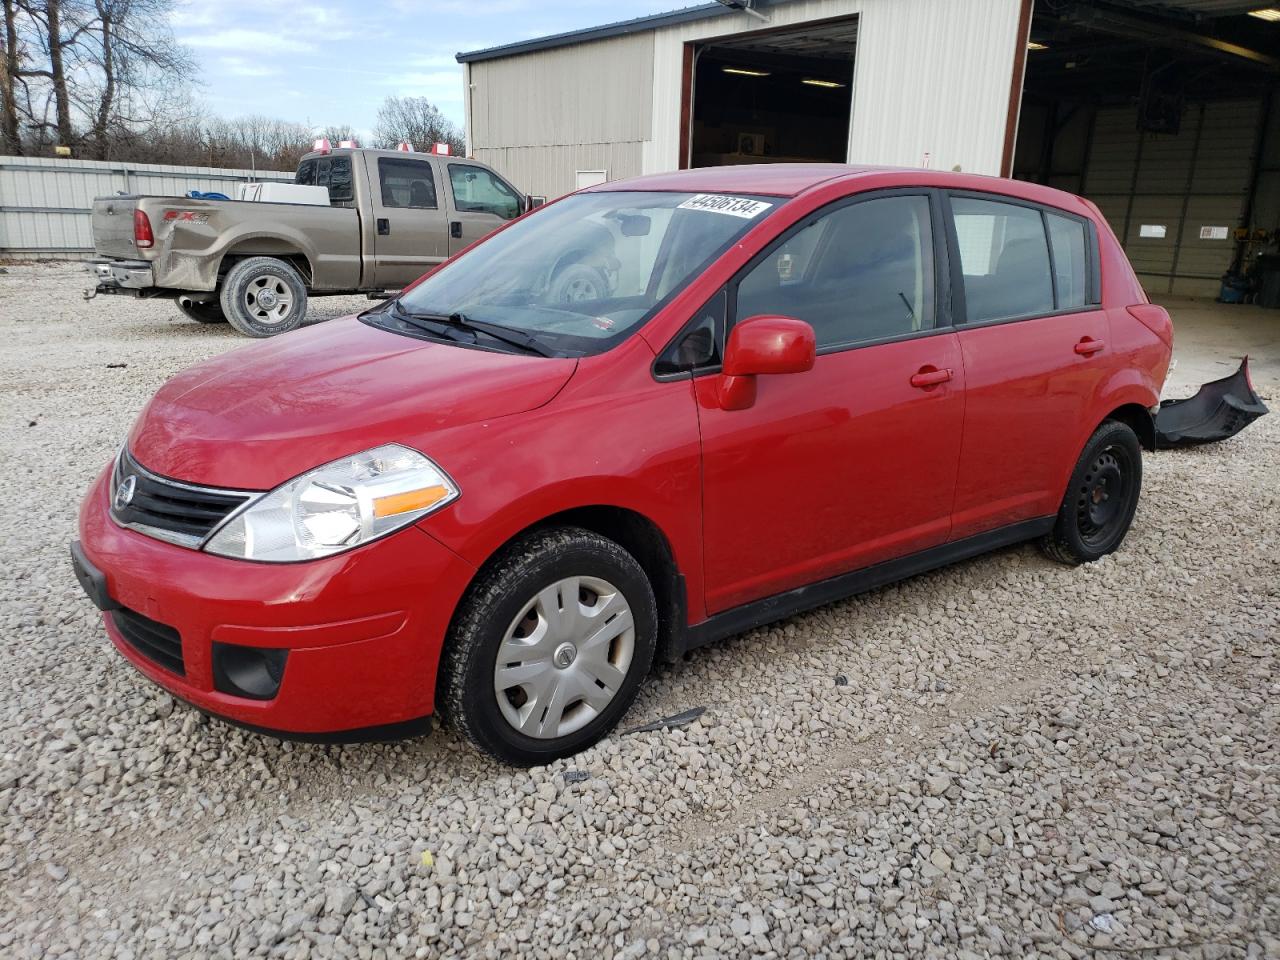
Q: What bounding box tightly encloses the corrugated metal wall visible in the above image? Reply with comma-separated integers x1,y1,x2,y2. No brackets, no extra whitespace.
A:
467,0,1021,200
467,32,655,199
0,157,291,258
1016,96,1268,299
1081,101,1261,298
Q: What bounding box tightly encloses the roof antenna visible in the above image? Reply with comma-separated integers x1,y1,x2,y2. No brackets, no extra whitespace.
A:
713,0,770,23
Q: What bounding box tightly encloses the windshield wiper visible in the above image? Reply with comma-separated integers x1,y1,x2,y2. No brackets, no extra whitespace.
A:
379,300,475,345
436,312,559,358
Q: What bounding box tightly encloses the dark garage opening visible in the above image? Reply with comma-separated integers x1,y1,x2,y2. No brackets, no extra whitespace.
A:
1013,1,1280,302
686,18,857,168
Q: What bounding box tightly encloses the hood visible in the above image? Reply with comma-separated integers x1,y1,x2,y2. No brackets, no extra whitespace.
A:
128,316,577,489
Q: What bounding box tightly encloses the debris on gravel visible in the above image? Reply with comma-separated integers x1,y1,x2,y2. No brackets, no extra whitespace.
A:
1,263,1277,958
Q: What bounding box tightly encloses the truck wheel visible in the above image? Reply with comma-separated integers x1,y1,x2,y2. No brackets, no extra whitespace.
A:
220,257,308,338
438,527,657,766
174,295,226,324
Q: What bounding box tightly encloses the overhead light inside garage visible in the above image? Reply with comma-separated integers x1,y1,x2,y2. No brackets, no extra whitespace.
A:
722,66,770,77
802,78,846,88
1027,40,1049,50
1247,8,1280,21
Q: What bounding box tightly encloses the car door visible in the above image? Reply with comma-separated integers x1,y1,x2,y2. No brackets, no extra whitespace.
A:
367,155,450,289
693,191,966,615
945,193,1110,540
445,162,522,254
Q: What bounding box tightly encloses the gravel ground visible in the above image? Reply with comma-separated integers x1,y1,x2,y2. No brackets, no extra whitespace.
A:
1,262,1277,959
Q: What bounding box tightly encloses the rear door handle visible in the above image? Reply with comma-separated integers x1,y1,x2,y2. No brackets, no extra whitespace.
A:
1074,337,1105,356
910,366,953,388
376,218,390,236
450,221,463,239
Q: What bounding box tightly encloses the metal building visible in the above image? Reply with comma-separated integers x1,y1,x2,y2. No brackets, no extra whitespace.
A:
459,0,1280,299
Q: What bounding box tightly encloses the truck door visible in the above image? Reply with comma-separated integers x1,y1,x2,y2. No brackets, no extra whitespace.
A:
444,162,522,255
368,155,450,290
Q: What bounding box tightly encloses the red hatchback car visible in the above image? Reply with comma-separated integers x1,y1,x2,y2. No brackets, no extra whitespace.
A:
72,165,1172,765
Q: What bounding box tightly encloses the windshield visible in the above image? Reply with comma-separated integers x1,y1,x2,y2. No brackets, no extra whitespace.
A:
385,190,778,356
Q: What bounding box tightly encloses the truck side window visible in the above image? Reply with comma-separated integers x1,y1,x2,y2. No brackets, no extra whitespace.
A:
448,164,520,220
378,158,438,209
328,157,353,203
295,160,316,186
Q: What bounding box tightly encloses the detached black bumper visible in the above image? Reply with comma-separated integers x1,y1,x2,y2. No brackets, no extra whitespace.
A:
1155,357,1269,448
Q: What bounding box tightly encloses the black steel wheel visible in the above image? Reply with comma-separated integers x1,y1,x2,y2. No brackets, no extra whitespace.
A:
1040,420,1142,565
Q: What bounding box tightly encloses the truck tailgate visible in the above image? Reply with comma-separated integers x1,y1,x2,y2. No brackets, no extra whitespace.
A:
91,197,142,258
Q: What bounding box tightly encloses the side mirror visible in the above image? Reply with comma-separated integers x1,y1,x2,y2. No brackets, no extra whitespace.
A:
718,315,815,410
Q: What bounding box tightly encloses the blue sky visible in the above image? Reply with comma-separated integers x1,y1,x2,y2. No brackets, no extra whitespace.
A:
173,0,681,138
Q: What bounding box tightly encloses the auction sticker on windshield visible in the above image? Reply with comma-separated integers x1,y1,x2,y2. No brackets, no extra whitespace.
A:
678,195,773,218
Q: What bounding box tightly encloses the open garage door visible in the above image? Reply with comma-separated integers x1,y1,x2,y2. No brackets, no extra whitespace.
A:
1013,1,1280,299
684,17,857,169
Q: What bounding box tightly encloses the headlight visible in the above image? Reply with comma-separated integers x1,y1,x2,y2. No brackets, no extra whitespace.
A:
204,444,458,562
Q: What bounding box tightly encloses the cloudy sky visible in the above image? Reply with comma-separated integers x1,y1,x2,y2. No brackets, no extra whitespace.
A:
173,0,680,137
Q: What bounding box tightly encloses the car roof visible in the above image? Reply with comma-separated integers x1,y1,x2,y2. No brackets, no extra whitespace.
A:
585,163,1095,214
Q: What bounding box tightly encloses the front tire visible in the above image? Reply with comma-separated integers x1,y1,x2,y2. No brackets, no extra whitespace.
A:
219,256,309,338
1040,420,1142,565
439,527,657,766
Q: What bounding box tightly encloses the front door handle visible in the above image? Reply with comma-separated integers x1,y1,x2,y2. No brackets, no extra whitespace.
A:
450,221,463,239
376,218,390,236
1074,337,1105,356
910,366,953,389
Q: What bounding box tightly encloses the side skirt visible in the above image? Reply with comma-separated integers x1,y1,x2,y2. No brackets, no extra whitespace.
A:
678,516,1056,656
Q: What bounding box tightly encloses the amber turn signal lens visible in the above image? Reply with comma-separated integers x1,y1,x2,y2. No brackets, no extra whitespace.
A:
373,485,451,518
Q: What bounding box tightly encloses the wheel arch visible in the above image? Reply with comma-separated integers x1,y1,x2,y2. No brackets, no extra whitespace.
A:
218,240,315,286
1103,402,1156,451
443,503,688,673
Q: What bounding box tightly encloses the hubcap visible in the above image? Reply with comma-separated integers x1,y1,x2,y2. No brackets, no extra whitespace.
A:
244,275,293,325
494,576,635,740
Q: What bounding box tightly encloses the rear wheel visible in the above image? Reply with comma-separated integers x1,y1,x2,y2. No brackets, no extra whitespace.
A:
219,256,308,338
439,527,656,765
174,295,226,324
1040,420,1142,565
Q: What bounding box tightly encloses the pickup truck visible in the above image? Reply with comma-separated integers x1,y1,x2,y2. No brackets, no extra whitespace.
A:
84,147,534,337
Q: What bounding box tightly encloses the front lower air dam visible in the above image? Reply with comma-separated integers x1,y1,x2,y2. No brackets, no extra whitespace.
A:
1154,357,1269,448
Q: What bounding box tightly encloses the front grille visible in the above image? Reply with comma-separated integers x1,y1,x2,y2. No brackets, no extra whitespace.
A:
111,450,255,547
111,607,185,676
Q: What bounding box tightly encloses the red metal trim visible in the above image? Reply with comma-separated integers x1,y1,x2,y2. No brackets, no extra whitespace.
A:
1001,0,1035,178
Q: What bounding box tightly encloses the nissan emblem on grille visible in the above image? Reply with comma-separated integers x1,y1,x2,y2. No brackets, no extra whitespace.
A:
114,474,137,510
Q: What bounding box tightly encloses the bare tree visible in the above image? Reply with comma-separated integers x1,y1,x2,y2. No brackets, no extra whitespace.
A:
372,96,463,154
319,123,358,146
1,0,22,152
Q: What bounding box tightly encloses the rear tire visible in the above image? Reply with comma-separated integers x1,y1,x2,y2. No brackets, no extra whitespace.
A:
439,527,657,766
174,295,226,324
219,256,308,338
1040,420,1142,565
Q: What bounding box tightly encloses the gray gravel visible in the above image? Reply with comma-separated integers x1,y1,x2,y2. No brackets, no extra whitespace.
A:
1,262,1278,959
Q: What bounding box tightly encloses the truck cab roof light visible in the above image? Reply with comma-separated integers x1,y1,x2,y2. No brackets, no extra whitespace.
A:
312,138,331,154
396,142,414,152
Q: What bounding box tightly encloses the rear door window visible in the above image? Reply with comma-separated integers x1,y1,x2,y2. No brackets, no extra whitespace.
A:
448,164,521,220
952,197,1053,323
378,158,438,209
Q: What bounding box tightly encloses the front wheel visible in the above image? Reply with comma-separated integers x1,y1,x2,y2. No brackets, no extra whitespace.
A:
439,527,657,765
219,256,309,338
1040,420,1143,565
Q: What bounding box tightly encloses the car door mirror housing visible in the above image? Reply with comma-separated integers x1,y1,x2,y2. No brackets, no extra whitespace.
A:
718,315,816,410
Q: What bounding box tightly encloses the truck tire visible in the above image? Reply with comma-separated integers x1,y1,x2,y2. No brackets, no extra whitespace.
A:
549,262,609,304
174,295,226,324
219,257,309,338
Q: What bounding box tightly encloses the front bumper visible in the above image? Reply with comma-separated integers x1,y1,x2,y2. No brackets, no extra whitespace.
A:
85,257,155,290
75,464,476,737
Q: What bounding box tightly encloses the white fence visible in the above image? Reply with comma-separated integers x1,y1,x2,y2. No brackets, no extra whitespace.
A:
0,156,292,258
